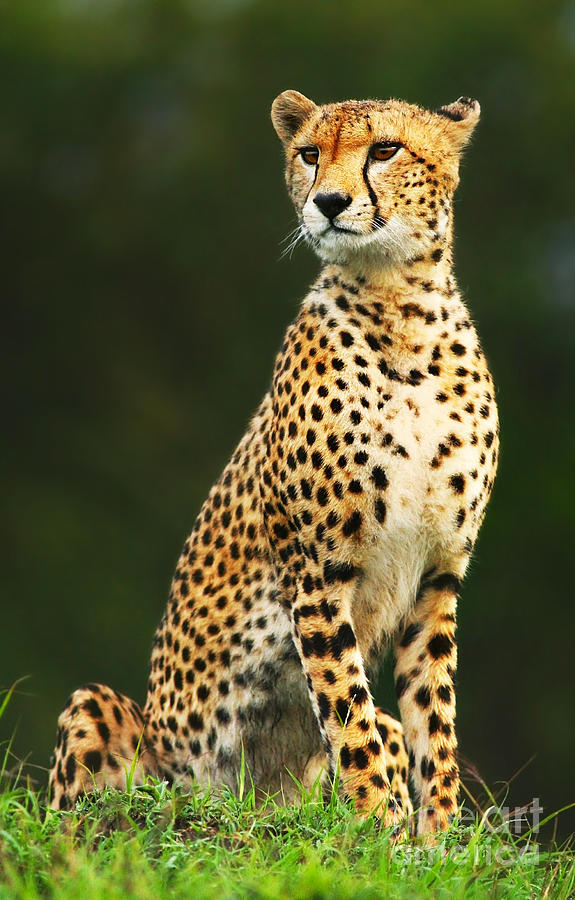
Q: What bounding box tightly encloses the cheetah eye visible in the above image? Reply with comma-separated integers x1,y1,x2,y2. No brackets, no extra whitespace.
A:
299,146,319,166
370,143,402,162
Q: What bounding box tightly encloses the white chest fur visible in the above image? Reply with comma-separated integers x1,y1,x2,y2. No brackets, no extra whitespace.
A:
294,284,496,655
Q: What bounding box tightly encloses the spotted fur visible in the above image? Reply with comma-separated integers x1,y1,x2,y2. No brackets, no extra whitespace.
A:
48,91,498,836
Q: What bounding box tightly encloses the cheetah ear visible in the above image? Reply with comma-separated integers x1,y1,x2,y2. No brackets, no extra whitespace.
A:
271,91,317,144
435,97,481,149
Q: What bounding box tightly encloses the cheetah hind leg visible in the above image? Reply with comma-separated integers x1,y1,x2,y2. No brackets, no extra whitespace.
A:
47,683,159,810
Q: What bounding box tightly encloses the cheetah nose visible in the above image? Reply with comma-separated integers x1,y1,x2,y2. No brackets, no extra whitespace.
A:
313,191,352,221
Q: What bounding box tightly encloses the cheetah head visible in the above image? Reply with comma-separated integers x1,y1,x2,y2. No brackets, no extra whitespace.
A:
271,91,480,268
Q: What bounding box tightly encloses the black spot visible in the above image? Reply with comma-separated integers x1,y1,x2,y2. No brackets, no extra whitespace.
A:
323,559,358,584
327,434,340,453
449,474,465,494
415,686,431,708
301,631,328,658
342,511,362,536
326,510,339,529
427,633,453,659
350,685,368,705
97,721,110,743
371,466,388,489
216,708,231,725
82,699,103,719
318,693,331,720
395,674,408,698
83,750,102,773
428,573,461,595
400,623,422,647
428,713,441,735
377,722,388,744
188,712,204,731
331,622,356,659
374,499,386,524
65,755,76,782
420,756,435,779
354,747,369,769
340,744,351,768
437,684,452,703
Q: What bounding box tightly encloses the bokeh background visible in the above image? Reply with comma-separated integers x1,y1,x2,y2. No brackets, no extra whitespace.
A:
2,0,574,837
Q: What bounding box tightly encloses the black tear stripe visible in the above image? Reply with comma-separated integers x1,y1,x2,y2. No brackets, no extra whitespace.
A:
362,155,378,207
303,163,319,208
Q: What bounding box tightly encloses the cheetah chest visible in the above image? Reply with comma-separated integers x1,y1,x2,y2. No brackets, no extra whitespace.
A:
272,294,497,653
326,349,491,652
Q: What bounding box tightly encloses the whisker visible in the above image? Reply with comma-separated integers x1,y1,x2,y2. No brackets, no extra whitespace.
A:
279,224,303,246
279,223,308,260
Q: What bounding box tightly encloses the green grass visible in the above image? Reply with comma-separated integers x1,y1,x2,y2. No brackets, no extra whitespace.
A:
1,778,574,900
1,688,574,899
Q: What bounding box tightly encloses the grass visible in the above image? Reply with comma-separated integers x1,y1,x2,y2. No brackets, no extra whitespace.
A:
1,688,574,899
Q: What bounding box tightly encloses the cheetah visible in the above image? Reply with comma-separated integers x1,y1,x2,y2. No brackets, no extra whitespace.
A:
48,91,498,836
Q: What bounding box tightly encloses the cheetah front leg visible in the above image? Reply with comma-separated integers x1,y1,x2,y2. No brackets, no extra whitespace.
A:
374,706,413,818
394,572,460,836
290,573,405,827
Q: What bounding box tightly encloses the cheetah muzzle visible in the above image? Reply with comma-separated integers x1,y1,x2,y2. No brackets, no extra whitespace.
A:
48,90,499,837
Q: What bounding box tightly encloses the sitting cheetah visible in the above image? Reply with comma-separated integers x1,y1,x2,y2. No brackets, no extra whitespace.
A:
48,90,498,836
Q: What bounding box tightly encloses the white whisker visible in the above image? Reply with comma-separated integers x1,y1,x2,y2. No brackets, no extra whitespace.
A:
279,223,308,260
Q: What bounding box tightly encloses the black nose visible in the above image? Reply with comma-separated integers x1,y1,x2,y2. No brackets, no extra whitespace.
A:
313,191,352,220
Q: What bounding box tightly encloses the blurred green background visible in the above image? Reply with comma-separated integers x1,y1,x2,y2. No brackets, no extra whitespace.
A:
2,0,574,837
